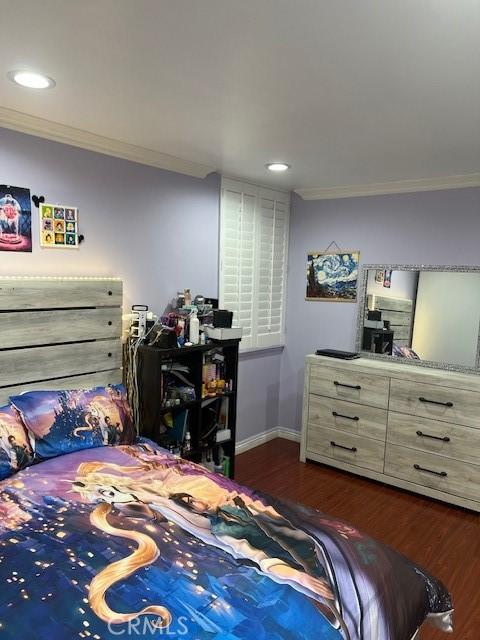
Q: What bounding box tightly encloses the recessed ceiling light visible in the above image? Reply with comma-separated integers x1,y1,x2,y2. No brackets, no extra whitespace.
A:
7,70,55,89
266,162,290,172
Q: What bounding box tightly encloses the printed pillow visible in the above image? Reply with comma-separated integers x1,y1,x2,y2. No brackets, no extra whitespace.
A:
0,403,34,480
10,384,135,461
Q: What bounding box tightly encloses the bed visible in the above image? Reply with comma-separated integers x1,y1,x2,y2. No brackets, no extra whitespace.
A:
0,277,453,639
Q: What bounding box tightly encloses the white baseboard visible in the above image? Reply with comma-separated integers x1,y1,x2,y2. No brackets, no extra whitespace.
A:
235,426,301,455
277,426,302,443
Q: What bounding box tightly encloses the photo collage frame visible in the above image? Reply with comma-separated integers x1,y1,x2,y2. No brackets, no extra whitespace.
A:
40,204,79,248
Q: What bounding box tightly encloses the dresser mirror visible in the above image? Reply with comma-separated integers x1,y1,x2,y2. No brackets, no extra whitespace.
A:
356,265,480,372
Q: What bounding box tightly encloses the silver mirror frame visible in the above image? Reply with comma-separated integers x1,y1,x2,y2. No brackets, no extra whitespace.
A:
355,264,480,374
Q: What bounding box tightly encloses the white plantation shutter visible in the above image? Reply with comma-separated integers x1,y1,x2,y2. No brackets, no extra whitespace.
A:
220,178,289,350
255,191,289,347
219,181,257,348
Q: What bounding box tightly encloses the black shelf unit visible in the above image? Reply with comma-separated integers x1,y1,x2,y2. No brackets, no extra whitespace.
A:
137,339,240,478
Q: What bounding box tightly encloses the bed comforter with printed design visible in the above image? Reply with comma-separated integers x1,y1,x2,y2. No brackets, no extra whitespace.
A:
0,440,453,639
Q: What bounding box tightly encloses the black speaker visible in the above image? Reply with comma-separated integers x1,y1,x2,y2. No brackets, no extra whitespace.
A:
213,310,233,328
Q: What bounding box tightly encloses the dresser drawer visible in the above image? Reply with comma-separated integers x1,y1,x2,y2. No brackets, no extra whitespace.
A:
309,365,389,409
308,395,387,441
388,412,480,466
306,425,385,473
385,444,480,502
389,379,480,429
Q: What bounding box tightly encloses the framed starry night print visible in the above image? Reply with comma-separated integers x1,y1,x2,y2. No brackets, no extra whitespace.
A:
306,250,360,302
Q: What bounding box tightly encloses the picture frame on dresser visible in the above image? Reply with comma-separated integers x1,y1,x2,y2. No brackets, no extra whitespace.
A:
300,354,480,512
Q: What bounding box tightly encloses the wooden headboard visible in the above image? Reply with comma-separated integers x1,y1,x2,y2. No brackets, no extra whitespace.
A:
367,294,414,347
0,277,123,405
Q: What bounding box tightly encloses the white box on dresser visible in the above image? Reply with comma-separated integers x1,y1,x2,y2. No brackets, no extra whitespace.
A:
300,355,480,512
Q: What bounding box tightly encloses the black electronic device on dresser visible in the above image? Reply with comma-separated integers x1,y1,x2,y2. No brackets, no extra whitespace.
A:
136,339,240,479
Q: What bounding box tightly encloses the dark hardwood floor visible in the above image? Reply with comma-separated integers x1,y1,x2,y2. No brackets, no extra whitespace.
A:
235,438,479,640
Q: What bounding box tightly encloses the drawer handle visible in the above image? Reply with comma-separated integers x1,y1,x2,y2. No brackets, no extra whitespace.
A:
334,381,361,390
418,396,453,408
416,430,450,443
413,463,447,477
330,440,357,453
332,411,359,422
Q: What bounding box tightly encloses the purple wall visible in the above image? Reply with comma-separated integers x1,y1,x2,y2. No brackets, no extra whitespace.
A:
6,127,478,441
0,127,281,442
279,187,480,431
236,348,282,440
0,127,220,310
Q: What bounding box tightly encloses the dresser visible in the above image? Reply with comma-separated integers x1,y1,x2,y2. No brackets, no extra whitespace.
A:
300,355,480,511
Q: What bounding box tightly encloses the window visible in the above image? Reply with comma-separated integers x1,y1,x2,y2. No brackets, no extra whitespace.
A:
219,177,290,349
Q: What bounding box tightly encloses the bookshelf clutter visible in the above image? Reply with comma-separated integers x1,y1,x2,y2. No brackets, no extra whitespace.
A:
136,340,240,478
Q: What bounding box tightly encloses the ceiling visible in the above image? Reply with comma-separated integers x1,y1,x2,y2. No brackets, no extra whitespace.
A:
1,0,479,197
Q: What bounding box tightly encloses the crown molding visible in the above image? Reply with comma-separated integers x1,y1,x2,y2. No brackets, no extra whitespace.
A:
0,106,215,179
294,173,480,200
222,174,291,196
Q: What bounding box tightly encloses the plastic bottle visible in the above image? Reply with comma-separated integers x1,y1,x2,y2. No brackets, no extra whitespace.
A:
205,450,215,472
190,310,200,345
